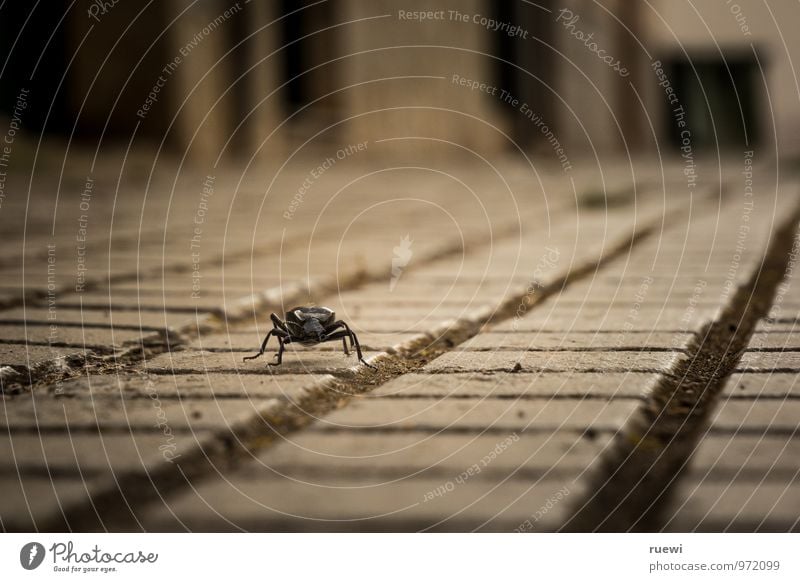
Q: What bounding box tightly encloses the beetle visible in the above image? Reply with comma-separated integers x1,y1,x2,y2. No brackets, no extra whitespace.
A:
243,306,375,368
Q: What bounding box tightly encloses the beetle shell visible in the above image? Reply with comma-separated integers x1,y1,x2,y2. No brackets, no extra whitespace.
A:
285,306,335,340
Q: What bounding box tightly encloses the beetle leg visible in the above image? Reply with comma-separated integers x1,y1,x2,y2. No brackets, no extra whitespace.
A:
268,337,285,366
244,326,289,362
270,313,290,332
322,330,352,356
243,329,275,361
330,321,374,369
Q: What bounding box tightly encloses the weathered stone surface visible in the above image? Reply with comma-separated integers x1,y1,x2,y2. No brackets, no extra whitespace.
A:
0,396,279,431
247,431,612,480
145,474,575,531
747,331,800,349
460,331,693,351
0,432,210,475
709,400,800,431
0,324,143,347
722,373,800,397
667,482,800,532
0,477,89,530
736,351,800,371
0,344,87,366
317,397,639,433
33,372,329,400
144,349,382,374
0,307,190,330
372,372,655,399
424,350,683,373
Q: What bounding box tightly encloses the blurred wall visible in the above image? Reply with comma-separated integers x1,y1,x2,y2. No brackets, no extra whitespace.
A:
643,0,797,154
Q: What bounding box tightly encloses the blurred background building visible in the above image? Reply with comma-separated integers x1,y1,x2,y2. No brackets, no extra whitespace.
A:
0,0,797,165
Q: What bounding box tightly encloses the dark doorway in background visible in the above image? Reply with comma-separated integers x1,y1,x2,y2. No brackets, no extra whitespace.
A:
279,0,338,120
666,54,761,151
491,0,556,149
0,1,70,134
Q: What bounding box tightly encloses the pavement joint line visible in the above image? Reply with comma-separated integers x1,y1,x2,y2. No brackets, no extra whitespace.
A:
355,393,646,400
421,368,678,375
561,198,800,533
35,203,679,532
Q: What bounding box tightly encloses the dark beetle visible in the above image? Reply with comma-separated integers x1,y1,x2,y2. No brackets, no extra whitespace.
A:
243,306,374,368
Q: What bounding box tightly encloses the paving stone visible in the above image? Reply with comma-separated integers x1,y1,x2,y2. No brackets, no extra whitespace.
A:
0,307,191,330
709,400,800,432
747,332,800,349
57,290,227,311
461,331,693,351
34,372,329,400
245,431,612,480
370,372,655,399
722,373,800,397
144,348,382,374
423,350,683,374
0,396,279,432
0,324,143,347
145,474,575,531
316,398,639,433
0,477,89,530
666,482,800,532
0,344,87,366
492,306,719,333
687,435,800,476
670,430,800,531
736,351,800,371
0,432,211,475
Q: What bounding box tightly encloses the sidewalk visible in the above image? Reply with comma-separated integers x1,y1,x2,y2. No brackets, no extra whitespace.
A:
1,154,798,532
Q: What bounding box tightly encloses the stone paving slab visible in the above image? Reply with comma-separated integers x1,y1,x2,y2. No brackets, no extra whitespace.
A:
0,432,210,476
722,373,800,397
736,351,800,371
667,482,800,532
317,398,638,433
244,432,612,478
747,332,800,349
709,400,800,431
460,331,693,351
145,475,575,532
145,349,382,374
0,308,191,330
38,373,328,400
0,344,87,366
687,435,800,475
491,306,721,333
422,350,683,374
0,396,278,432
0,477,90,530
369,372,654,399
0,324,144,347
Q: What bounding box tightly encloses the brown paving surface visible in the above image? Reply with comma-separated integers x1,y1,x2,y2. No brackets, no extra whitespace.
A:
1,153,798,532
